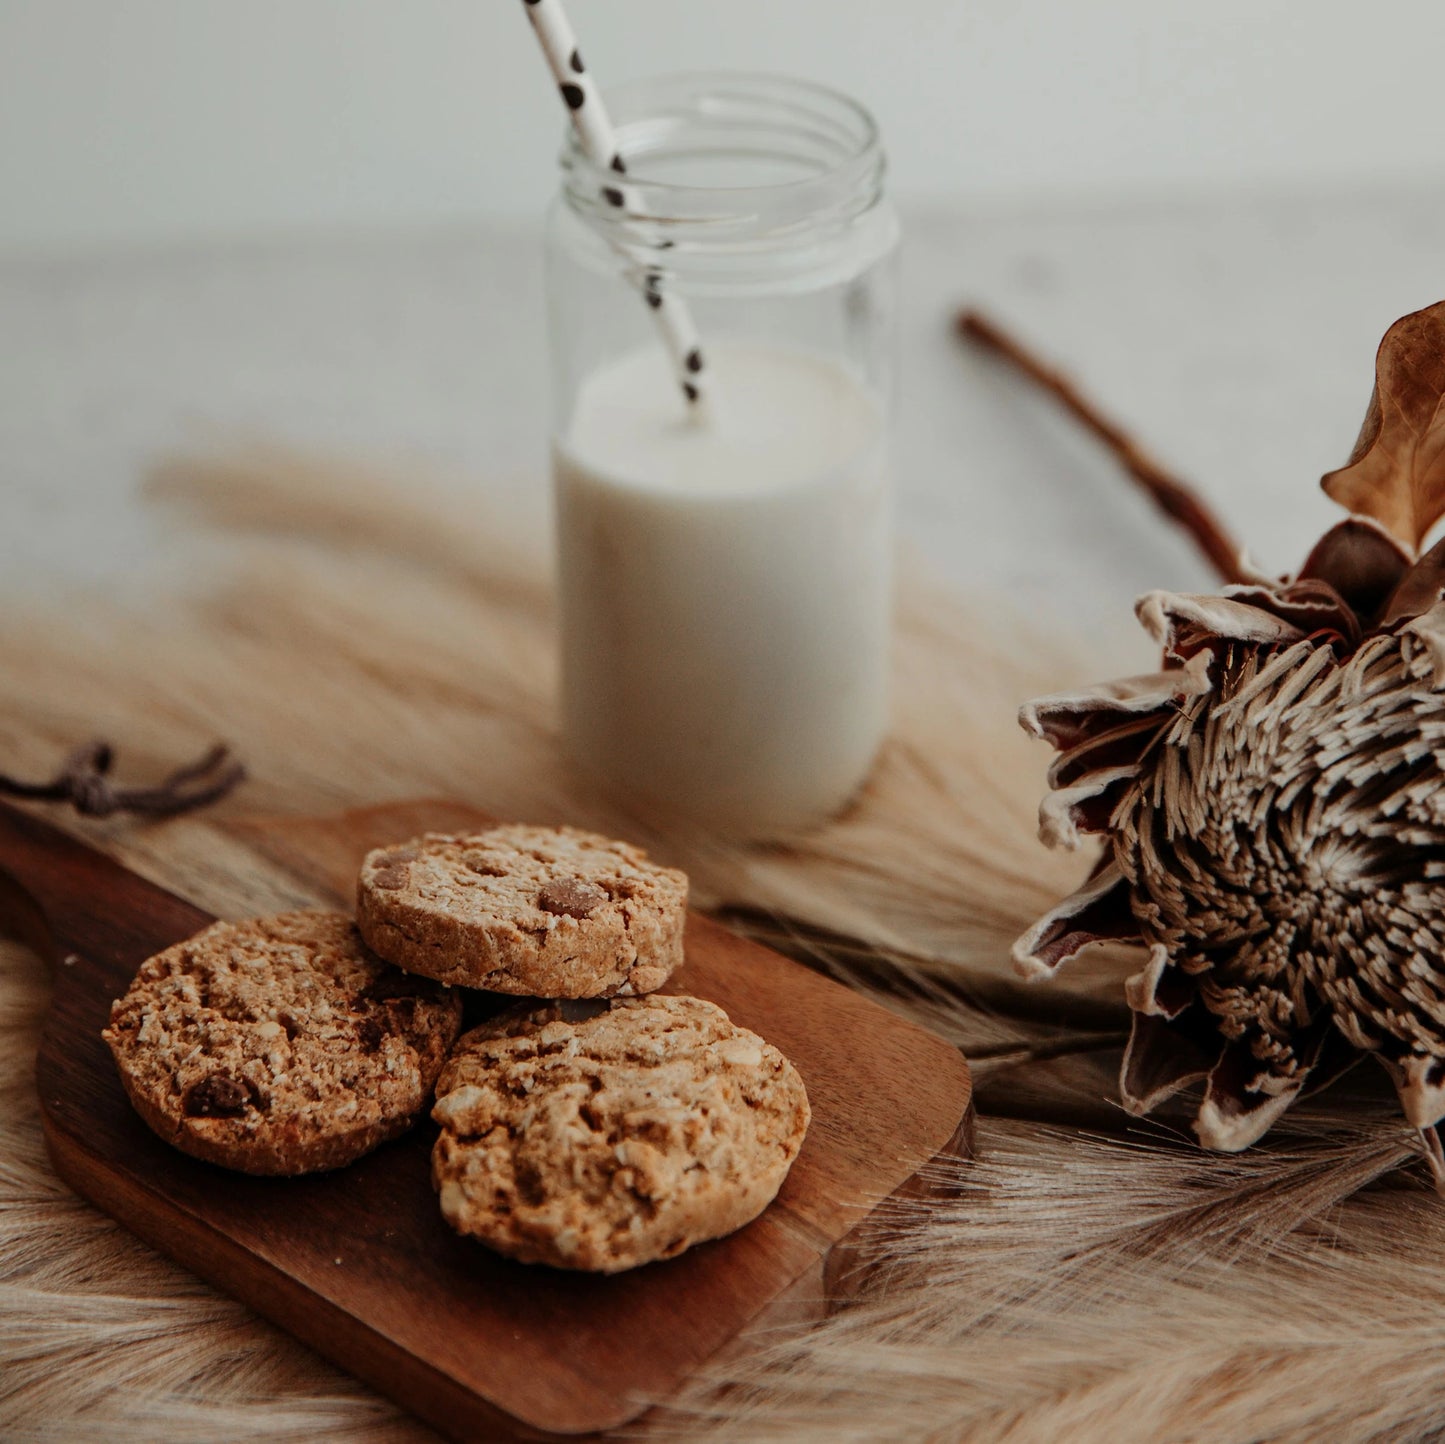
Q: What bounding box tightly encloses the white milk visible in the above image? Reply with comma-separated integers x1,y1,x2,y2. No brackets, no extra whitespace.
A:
553,340,891,836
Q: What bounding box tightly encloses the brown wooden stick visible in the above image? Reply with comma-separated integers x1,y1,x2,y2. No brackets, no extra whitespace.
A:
957,308,1247,585
0,740,245,820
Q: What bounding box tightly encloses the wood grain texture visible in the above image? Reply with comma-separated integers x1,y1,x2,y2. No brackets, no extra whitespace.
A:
1,799,972,1440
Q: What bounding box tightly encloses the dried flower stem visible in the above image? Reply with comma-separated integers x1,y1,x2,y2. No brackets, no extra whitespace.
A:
957,309,1248,585
0,741,245,820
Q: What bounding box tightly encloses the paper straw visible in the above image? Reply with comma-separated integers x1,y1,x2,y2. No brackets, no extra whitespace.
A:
520,0,709,412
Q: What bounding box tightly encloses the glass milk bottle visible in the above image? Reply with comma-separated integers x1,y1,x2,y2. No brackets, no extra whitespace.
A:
547,73,898,838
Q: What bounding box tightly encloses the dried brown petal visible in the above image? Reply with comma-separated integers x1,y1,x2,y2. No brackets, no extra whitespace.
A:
1195,1039,1304,1152
1299,515,1412,624
1123,943,1193,1019
1382,535,1445,625
1020,651,1213,755
1120,1008,1213,1115
1221,578,1359,646
1048,714,1166,790
1011,860,1142,979
1384,1053,1445,1132
1037,767,1137,850
1321,299,1445,551
1135,590,1305,662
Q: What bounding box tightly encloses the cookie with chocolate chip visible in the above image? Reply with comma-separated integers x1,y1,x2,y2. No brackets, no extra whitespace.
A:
355,825,687,997
431,994,810,1272
102,910,462,1175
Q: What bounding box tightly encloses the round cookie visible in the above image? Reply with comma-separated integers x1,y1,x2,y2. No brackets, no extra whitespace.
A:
430,993,810,1272
355,826,688,998
102,910,463,1176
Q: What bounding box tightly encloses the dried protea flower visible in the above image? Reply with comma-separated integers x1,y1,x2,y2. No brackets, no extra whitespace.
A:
1014,301,1445,1185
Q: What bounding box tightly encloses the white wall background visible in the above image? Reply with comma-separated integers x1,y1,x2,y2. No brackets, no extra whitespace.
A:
2,0,1445,255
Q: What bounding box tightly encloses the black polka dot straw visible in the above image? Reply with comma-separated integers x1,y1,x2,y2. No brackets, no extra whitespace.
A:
518,0,708,413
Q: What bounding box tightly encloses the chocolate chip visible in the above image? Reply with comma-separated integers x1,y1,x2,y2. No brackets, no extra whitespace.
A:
560,82,585,110
388,997,423,1033
182,1072,257,1118
381,847,418,865
558,998,612,1024
603,185,626,208
538,876,607,919
569,47,584,73
685,348,703,374
363,972,431,1003
371,864,409,890
355,1016,385,1052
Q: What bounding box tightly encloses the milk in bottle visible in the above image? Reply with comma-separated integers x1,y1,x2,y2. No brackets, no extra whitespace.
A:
554,339,890,835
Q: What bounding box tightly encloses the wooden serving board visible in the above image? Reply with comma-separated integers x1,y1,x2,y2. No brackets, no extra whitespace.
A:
0,798,973,1440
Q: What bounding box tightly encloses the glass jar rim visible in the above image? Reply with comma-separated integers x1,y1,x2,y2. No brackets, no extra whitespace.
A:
559,71,885,237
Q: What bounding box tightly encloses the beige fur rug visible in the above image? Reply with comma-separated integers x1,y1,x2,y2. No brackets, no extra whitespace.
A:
2,454,1442,1442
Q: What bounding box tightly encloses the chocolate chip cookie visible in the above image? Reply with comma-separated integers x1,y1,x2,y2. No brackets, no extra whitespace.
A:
355,826,688,998
431,994,810,1272
102,910,462,1175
